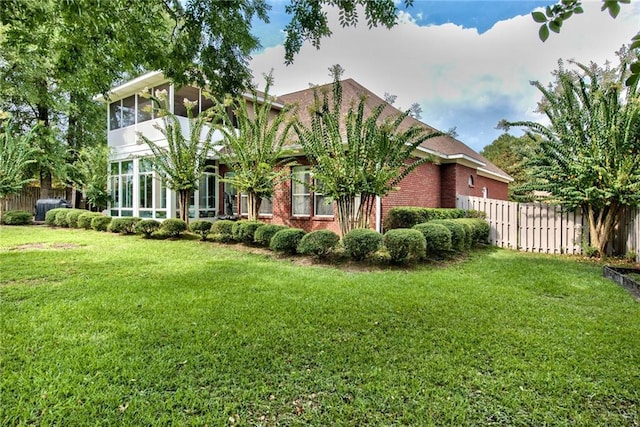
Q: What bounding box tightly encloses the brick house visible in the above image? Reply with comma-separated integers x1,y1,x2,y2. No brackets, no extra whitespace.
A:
102,72,511,233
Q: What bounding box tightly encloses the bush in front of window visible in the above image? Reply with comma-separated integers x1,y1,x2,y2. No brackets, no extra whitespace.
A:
160,218,187,238
135,219,162,239
343,228,383,261
412,222,452,257
91,216,112,232
54,210,70,227
2,210,33,225
45,208,66,226
66,209,89,228
270,228,306,254
109,217,141,234
383,229,426,264
77,212,103,229
189,220,213,241
232,220,265,245
254,224,287,247
297,229,340,258
210,219,236,243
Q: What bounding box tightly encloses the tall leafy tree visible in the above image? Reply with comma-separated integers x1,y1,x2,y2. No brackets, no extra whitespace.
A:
0,116,38,223
500,56,640,256
74,144,110,211
136,92,216,226
294,69,442,236
213,77,296,221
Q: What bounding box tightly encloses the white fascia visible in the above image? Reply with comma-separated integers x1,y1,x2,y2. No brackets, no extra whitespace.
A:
94,71,167,102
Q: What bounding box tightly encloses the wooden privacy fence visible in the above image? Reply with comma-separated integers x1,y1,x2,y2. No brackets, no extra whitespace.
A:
457,195,640,259
3,187,66,213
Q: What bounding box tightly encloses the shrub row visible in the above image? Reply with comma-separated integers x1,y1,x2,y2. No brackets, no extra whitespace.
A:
384,207,486,230
1,210,33,225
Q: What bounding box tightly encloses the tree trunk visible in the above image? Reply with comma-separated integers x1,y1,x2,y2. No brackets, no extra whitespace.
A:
586,202,621,257
40,171,53,199
337,195,357,236
247,192,262,221
178,189,191,226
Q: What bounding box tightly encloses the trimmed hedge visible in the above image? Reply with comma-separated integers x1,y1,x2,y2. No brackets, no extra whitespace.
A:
254,224,288,247
135,219,161,238
383,228,426,264
210,220,236,243
385,207,466,230
297,229,340,257
66,209,89,228
77,212,103,229
45,208,67,226
91,215,112,232
270,228,306,254
190,220,213,241
54,210,70,227
2,210,33,225
232,220,265,244
430,219,466,252
109,217,141,234
343,228,383,261
160,218,187,238
413,222,452,256
456,218,490,246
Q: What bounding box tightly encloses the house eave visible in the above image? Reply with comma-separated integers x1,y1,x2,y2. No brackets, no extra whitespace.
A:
95,71,167,102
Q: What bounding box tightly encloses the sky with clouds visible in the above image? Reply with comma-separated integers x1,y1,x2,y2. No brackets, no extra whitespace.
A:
248,0,640,152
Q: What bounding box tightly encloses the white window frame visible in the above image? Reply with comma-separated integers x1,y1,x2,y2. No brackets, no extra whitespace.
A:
292,166,311,216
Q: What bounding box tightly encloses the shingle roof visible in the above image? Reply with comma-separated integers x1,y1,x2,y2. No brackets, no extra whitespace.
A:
279,78,511,182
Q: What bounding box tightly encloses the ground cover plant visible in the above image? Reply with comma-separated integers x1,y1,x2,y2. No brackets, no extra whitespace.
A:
1,226,640,426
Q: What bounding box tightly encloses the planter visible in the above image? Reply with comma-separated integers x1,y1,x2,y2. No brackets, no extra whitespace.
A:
603,266,640,299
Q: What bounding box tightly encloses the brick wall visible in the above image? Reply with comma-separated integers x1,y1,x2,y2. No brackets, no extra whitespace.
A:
476,175,508,200
381,161,441,220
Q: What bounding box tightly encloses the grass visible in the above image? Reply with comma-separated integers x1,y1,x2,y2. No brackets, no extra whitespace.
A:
1,226,639,426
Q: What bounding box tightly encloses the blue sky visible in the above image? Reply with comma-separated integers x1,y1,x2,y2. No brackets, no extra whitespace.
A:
249,1,640,152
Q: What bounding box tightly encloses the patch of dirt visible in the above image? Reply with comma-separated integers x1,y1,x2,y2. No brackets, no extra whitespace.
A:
8,242,82,251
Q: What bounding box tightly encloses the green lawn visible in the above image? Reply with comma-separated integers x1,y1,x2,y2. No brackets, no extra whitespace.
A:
1,226,639,426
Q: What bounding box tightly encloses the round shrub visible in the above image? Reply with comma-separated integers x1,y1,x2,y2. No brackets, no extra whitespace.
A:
135,219,161,238
343,228,383,261
54,210,70,227
232,220,264,244
109,217,141,234
210,219,236,243
270,228,306,254
456,220,474,249
430,219,466,252
45,208,66,226
383,228,426,264
77,212,102,229
91,215,112,232
413,222,452,256
254,224,287,247
66,209,88,228
160,218,187,238
2,210,33,225
297,229,340,257
456,218,490,246
190,220,213,241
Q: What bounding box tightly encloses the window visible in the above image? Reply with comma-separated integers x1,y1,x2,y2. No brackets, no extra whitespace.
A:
109,102,122,130
108,160,133,217
468,175,475,187
137,97,152,124
199,172,217,218
292,166,311,216
138,159,154,218
174,85,200,117
314,181,333,216
121,96,135,127
240,195,272,216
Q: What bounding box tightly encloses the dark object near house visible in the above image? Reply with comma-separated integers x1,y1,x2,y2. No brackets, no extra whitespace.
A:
34,198,71,221
603,266,640,300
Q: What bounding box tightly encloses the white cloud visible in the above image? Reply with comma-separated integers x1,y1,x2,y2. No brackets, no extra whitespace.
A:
249,1,639,151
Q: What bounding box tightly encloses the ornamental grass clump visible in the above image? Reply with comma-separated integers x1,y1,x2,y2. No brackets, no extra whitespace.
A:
189,220,213,241
270,228,306,254
254,224,288,247
413,222,452,257
343,228,383,261
297,229,340,258
1,210,33,225
135,219,162,239
383,228,426,264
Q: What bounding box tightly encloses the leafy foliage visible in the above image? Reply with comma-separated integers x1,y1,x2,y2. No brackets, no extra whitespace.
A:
77,212,103,229
297,229,340,257
137,93,216,226
501,56,640,256
254,224,288,247
109,217,141,234
136,219,162,239
383,228,426,264
74,144,110,210
430,220,466,252
91,215,112,232
293,68,443,236
384,207,467,231
270,228,307,254
45,208,65,226
1,210,33,225
160,219,187,238
232,220,265,244
189,220,213,241
213,76,295,221
343,228,383,261
66,209,89,228
210,220,237,243
413,223,452,256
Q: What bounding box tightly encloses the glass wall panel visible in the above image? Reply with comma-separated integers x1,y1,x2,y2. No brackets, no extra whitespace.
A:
174,86,200,117
121,96,135,127
109,101,121,130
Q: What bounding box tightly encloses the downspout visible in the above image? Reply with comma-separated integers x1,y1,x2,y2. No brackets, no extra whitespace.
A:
375,195,382,233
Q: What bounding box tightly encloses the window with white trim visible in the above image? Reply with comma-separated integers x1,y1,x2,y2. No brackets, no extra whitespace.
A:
314,180,333,216
108,160,134,217
240,195,273,216
292,166,311,216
